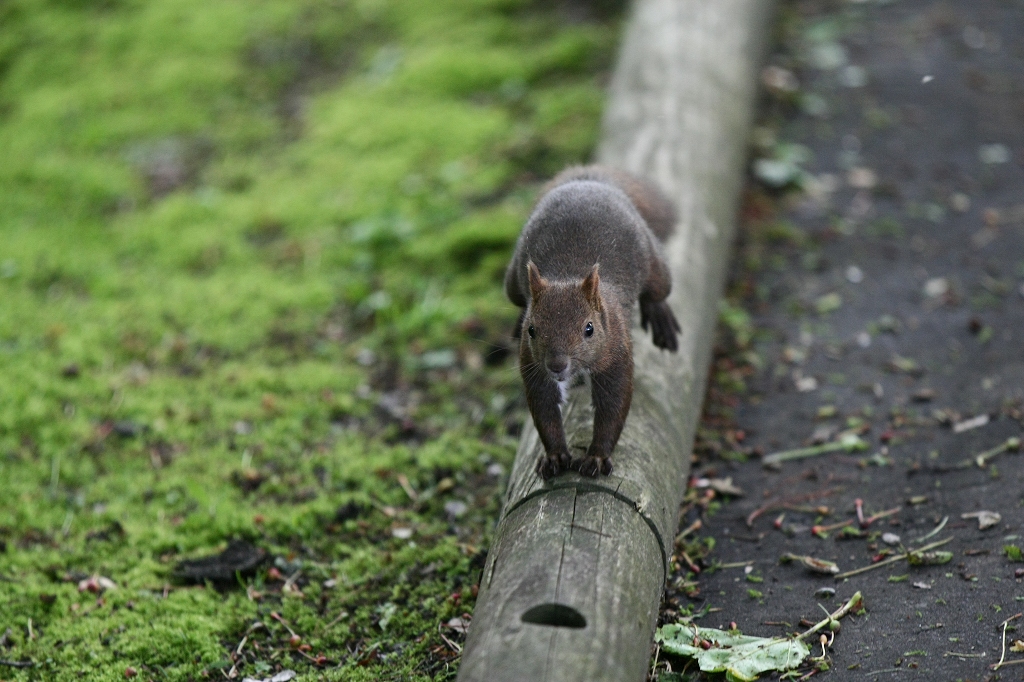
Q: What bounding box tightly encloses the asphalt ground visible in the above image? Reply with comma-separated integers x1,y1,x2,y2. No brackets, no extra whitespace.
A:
658,1,1024,679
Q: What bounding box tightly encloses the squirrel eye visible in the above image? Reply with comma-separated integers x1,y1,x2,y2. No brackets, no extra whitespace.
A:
527,325,536,338
584,322,594,337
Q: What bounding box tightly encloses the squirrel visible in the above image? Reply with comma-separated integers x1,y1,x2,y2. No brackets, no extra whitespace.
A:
504,165,680,480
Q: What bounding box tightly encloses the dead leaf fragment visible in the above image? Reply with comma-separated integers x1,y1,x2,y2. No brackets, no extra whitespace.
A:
242,671,297,682
445,617,470,634
781,553,840,575
961,511,1001,530
77,575,117,594
881,533,901,545
953,414,989,433
694,477,745,497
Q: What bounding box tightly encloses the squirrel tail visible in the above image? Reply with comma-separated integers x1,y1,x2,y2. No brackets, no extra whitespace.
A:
542,165,677,243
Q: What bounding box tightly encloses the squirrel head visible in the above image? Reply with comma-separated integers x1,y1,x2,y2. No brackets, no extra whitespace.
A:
522,261,609,381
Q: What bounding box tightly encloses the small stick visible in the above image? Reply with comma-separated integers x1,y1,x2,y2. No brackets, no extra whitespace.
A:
283,569,303,593
0,660,35,668
835,538,953,579
913,516,948,544
679,550,701,574
976,437,1022,468
270,611,298,638
762,434,867,466
862,507,900,528
226,635,249,679
675,519,702,543
989,658,1024,668
991,613,1024,670
795,591,863,641
746,487,843,527
812,519,857,536
437,622,463,653
396,473,419,502
717,561,754,569
323,609,350,631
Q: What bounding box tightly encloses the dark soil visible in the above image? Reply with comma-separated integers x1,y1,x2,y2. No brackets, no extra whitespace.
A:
666,0,1024,679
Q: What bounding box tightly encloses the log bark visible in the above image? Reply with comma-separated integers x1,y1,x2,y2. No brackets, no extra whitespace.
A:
458,1,774,679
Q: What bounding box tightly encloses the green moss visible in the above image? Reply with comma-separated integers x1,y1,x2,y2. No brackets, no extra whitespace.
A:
0,0,622,678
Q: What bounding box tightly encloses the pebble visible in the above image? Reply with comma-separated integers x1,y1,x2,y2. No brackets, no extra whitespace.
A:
811,42,848,70
444,500,468,519
979,143,1010,165
839,64,868,88
881,532,901,545
923,277,949,298
950,192,971,213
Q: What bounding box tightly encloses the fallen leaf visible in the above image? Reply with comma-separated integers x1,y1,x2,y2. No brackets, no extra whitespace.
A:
656,623,810,682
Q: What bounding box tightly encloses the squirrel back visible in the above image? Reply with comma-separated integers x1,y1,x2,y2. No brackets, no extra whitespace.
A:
504,166,674,312
539,165,676,243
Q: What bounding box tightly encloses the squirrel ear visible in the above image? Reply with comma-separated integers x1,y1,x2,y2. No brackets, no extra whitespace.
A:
581,263,601,310
527,261,548,300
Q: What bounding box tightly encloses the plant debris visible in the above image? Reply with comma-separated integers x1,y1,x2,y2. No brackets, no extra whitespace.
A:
656,592,863,681
835,538,954,579
762,433,867,466
780,553,840,575
961,511,1001,530
173,540,267,585
656,625,811,681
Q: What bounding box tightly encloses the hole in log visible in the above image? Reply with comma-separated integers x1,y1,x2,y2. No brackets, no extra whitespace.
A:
520,603,587,629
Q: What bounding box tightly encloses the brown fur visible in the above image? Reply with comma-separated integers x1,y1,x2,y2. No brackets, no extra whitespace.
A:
505,165,680,479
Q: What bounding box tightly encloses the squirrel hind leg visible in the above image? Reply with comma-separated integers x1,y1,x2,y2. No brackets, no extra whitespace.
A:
640,299,681,352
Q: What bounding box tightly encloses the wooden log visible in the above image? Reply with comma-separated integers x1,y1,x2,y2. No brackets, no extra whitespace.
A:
458,1,774,679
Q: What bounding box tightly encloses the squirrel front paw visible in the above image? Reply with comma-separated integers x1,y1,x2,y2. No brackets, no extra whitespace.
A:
536,450,572,479
571,454,613,478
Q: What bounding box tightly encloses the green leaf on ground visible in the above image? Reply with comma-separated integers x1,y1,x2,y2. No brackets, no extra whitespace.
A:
656,623,810,682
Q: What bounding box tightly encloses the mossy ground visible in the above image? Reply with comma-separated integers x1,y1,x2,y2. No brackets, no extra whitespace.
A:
0,1,623,679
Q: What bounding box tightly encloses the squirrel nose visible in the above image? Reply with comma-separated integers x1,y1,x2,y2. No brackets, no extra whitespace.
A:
546,356,569,375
